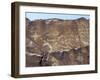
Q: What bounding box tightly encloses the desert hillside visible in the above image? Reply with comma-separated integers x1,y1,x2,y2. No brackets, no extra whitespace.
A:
26,17,89,67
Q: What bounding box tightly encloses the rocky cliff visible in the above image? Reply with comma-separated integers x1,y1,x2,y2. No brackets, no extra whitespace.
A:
26,17,89,67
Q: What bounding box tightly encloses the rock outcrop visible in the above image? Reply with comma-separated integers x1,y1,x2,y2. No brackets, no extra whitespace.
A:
25,17,89,67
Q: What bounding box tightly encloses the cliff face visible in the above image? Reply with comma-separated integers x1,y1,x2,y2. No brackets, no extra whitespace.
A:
26,18,89,67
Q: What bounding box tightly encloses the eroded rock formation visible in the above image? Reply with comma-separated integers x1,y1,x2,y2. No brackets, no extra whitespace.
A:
26,17,89,67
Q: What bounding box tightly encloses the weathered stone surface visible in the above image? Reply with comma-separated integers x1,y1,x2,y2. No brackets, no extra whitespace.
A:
26,53,42,67
25,17,89,67
26,46,89,66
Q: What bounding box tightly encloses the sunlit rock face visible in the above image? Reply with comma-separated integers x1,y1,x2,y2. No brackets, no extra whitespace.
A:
26,17,89,67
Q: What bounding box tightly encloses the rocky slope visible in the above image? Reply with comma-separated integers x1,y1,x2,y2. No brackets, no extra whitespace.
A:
26,17,89,67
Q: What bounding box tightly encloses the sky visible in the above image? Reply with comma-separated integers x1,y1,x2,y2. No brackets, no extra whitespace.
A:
26,12,90,21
